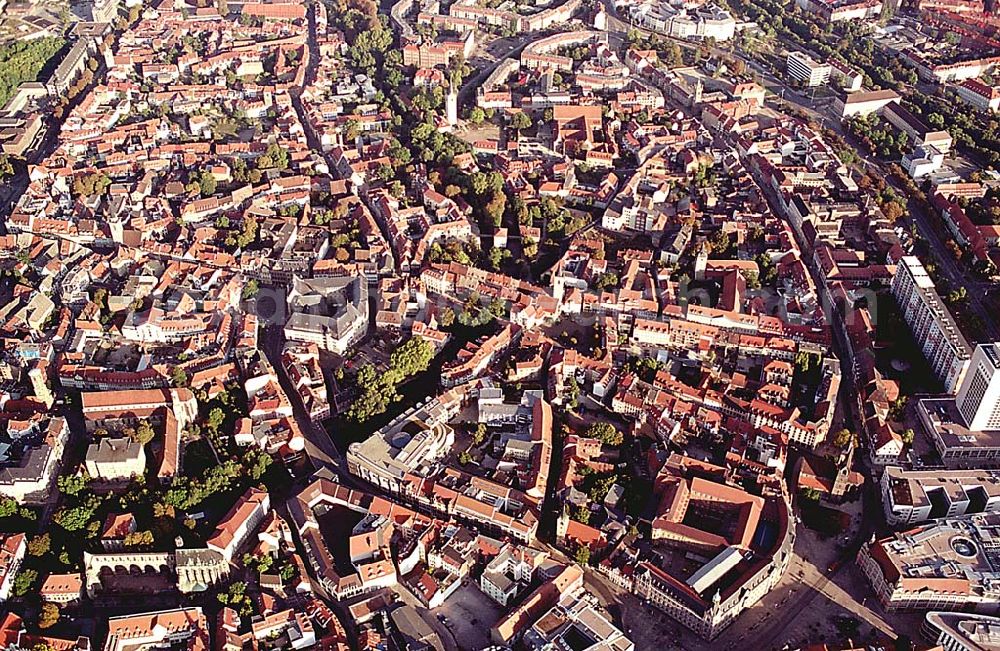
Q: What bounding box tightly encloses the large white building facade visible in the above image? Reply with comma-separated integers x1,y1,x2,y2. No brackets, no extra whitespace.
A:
891,256,972,393
957,343,1000,432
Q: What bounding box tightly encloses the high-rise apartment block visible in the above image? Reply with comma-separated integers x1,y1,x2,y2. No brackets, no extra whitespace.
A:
957,343,1000,431
891,256,972,393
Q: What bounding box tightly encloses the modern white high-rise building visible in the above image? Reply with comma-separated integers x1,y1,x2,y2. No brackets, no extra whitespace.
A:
891,256,972,393
71,0,120,23
786,51,832,87
957,343,1000,431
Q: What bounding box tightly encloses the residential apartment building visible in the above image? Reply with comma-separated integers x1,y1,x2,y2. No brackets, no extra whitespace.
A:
786,52,832,87
956,343,1000,432
829,60,863,92
480,544,546,607
917,397,1000,468
891,256,972,393
956,78,1000,112
522,591,634,650
47,39,94,97
629,2,736,41
884,103,953,153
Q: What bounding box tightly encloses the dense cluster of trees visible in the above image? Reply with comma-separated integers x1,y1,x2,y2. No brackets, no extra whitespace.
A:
187,169,218,197
72,172,111,197
730,0,913,93
625,29,686,67
347,337,434,423
162,448,272,511
454,291,506,328
507,195,580,241
222,213,258,250
734,0,1000,170
907,90,1000,168
256,143,290,171
846,114,909,160
231,157,262,185
0,37,65,108
961,189,1000,226
623,356,665,382
584,422,624,446
428,239,475,265
218,580,254,616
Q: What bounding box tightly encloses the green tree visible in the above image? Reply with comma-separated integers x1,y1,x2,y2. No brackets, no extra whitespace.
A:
38,603,60,629
217,581,253,616
0,497,18,518
131,421,155,446
72,172,111,197
123,530,154,548
900,428,915,445
488,247,503,270
593,272,619,291
572,505,591,524
584,422,623,446
509,111,532,133
347,364,398,423
567,376,580,409
574,545,591,565
0,154,14,180
832,428,853,449
207,407,226,431
388,337,433,380
242,552,274,574
54,503,96,531
800,487,821,502
27,533,50,556
171,366,189,387
12,569,38,596
244,447,272,480
199,172,217,197
57,474,89,497
242,279,260,299
279,562,297,582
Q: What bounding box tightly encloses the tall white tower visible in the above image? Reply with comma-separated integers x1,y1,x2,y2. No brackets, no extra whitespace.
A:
594,7,607,30
446,87,458,128
957,342,1000,431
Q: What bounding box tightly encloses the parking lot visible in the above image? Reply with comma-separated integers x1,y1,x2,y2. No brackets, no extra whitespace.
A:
432,583,504,651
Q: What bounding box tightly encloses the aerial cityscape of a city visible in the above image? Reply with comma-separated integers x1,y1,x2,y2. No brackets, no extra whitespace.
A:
0,0,999,648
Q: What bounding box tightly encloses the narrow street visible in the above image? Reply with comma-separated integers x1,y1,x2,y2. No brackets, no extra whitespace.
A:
259,321,347,474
